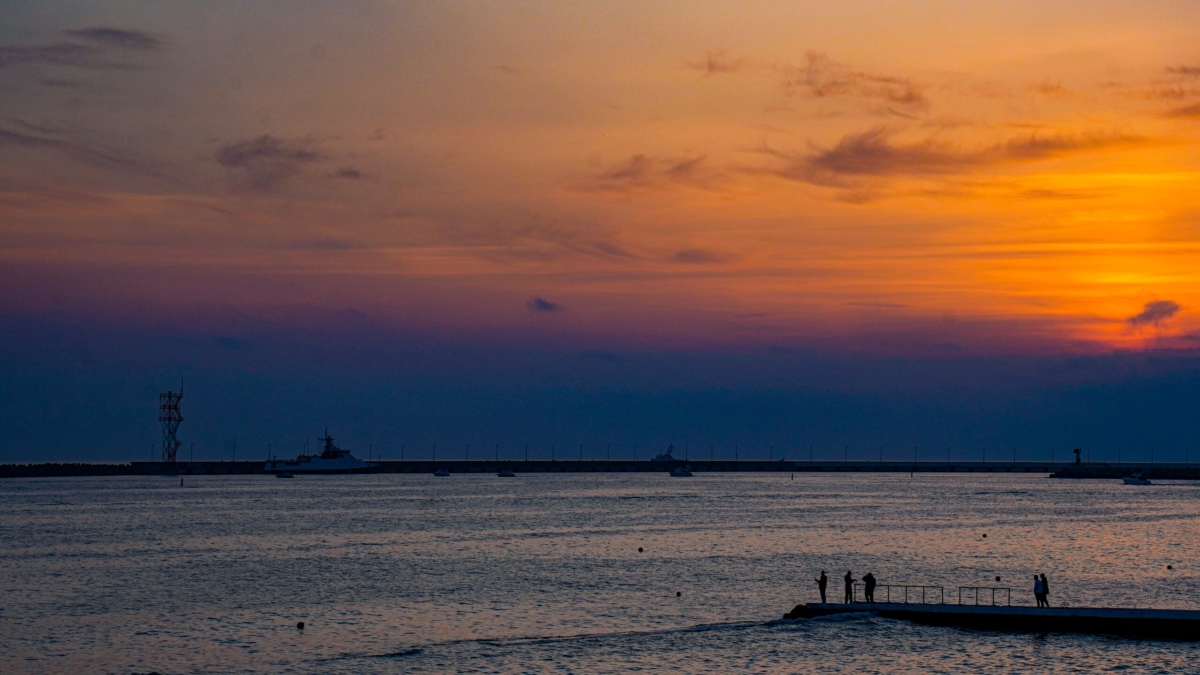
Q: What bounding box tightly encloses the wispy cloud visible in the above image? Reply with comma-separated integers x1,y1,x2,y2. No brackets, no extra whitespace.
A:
673,248,733,264
1166,103,1200,118
64,28,163,52
0,122,177,181
1127,300,1180,328
1028,81,1077,98
783,51,929,114
762,127,1145,189
0,27,163,69
1166,65,1200,79
527,297,564,313
582,154,721,193
689,48,744,76
333,167,365,180
215,135,324,191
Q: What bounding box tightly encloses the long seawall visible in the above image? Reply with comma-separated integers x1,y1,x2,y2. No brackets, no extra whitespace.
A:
3,459,1196,478
784,602,1200,640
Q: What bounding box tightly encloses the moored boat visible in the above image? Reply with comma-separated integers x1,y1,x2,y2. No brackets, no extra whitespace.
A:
264,430,378,474
651,443,678,462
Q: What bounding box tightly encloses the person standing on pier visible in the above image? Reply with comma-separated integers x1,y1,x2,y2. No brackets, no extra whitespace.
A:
1040,574,1050,607
844,571,857,604
1033,575,1044,607
862,572,877,603
815,571,828,603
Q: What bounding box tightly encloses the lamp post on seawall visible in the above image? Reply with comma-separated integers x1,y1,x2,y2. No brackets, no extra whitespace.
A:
685,445,689,461
770,445,773,461
552,445,556,461
711,445,715,462
983,447,986,465
735,445,739,462
879,446,883,463
525,444,529,461
401,443,405,461
495,444,499,461
433,443,437,461
607,445,610,461
579,444,583,461
465,444,469,461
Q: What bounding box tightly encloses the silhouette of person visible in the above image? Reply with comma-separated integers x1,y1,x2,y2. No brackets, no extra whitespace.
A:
862,572,877,603
1033,575,1044,607
844,570,857,604
815,571,828,603
1040,573,1050,607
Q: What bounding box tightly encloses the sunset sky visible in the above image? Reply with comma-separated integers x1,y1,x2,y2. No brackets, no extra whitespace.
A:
3,1,1200,461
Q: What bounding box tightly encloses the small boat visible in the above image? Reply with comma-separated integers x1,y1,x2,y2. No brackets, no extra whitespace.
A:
670,466,693,477
434,468,451,477
497,469,516,477
1123,473,1152,485
275,471,294,478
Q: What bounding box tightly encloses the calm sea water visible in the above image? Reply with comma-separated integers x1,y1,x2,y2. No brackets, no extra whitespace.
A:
2,472,1199,674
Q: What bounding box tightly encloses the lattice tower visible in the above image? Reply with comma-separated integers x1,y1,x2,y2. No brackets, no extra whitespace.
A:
159,388,184,463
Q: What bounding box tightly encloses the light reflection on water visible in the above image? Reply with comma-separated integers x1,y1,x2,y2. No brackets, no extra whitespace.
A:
1,473,1198,673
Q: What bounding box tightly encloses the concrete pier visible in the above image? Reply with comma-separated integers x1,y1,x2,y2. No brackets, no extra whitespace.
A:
0,459,1072,478
5,459,1200,478
784,602,1200,640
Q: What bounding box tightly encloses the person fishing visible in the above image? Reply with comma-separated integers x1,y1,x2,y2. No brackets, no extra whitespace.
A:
815,571,828,603
1040,573,1050,607
844,570,857,604
862,572,877,603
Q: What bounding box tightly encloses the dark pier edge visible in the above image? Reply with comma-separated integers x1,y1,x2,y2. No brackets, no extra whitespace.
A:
784,603,1200,640
3,459,1198,478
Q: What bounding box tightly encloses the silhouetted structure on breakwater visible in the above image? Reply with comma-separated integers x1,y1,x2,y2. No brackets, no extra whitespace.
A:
785,602,1200,640
9,459,1200,478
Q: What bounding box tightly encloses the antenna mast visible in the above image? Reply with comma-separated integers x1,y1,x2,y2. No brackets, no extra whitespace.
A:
159,384,184,464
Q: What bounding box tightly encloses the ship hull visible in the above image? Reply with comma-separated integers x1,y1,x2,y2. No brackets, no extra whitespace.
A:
264,457,379,473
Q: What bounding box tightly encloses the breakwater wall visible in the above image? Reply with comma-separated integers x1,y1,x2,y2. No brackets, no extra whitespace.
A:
5,459,1198,478
784,602,1200,640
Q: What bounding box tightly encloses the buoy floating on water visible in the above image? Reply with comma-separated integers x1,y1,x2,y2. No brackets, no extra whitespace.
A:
297,622,305,630
676,591,681,597
638,547,643,553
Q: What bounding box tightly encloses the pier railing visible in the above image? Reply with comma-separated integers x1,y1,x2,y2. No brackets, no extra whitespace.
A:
879,585,944,604
958,586,1011,606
